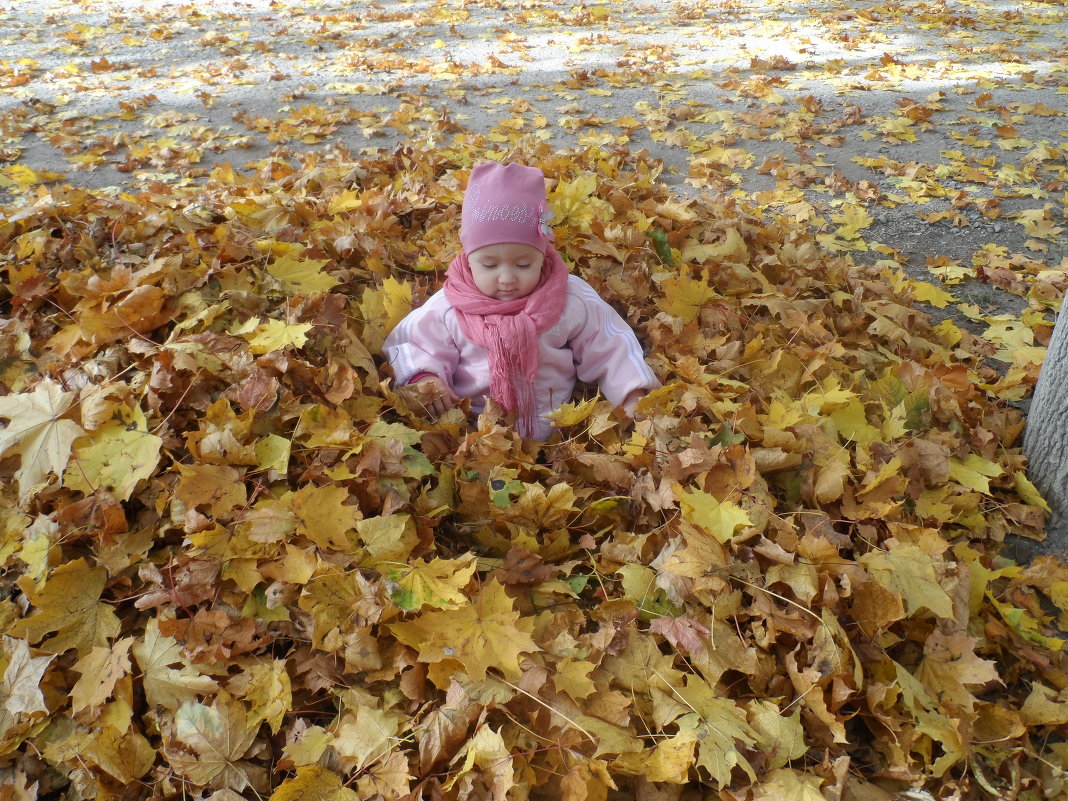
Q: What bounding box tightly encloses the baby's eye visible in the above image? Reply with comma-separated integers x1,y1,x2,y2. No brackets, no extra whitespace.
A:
517,263,530,268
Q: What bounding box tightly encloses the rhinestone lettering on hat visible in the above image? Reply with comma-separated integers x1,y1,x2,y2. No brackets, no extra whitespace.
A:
469,203,539,226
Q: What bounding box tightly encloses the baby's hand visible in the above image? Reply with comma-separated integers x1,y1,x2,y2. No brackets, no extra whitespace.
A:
410,376,460,418
621,389,645,419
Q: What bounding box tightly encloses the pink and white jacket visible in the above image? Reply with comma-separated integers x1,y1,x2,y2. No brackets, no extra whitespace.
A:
383,275,660,439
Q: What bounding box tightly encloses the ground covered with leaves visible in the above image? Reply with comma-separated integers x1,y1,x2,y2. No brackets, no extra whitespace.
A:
3,0,1066,420
1,134,1067,800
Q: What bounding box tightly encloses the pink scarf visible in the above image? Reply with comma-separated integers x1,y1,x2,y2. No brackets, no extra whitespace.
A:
444,247,569,436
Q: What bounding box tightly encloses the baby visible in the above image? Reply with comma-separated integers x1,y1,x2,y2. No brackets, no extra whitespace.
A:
383,162,659,439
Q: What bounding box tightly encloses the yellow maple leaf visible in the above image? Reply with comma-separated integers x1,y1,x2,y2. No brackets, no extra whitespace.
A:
560,757,616,801
983,318,1033,351
546,394,601,426
829,398,881,444
620,731,695,783
892,660,966,776
71,637,133,716
359,276,413,353
327,189,363,214
927,260,971,285
877,115,918,142
355,753,412,801
333,702,408,773
0,380,85,501
268,253,339,296
168,692,260,790
676,485,752,543
990,597,1064,652
0,165,62,188
748,701,807,771
656,272,716,323
680,228,748,264
298,569,389,650
882,401,907,439
130,618,216,710
175,463,247,518
63,405,162,502
8,558,121,657
915,630,999,715
280,726,335,769
356,513,418,564
1014,472,1051,514
751,769,825,801
759,396,808,430
241,318,313,354
859,457,903,495
389,579,538,681
799,378,855,414
676,675,757,787
444,723,514,796
552,658,598,701
0,635,53,718
75,724,156,784
860,545,954,619
291,484,361,551
549,173,598,231
255,433,291,479
270,766,358,801
1021,684,1068,726
384,554,477,611
295,404,357,449
832,203,874,240
949,454,1003,495
910,280,956,308
0,635,53,756
237,660,291,734
814,457,851,504
616,563,680,619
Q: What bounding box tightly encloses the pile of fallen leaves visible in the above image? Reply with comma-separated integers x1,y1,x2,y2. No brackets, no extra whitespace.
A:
1,137,1067,801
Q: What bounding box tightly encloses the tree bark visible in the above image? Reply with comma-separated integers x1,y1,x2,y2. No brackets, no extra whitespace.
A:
1020,307,1068,559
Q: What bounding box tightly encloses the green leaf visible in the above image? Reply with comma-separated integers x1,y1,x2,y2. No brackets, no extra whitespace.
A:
647,228,675,266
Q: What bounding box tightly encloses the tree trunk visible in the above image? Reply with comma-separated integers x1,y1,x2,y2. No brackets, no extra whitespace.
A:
1019,308,1068,560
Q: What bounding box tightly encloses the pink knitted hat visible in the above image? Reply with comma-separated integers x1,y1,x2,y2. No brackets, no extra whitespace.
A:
460,162,555,255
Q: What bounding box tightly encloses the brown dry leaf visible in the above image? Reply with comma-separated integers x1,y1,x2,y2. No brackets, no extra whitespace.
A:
649,614,710,656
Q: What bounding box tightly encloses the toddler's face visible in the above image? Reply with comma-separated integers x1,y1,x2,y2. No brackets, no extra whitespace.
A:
467,243,545,300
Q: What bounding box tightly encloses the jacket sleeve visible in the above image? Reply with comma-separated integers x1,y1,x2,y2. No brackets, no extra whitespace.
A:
382,296,461,389
568,280,660,406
